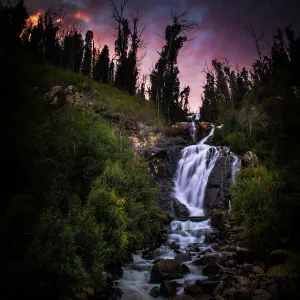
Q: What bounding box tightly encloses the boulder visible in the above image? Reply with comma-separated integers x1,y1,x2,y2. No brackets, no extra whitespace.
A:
252,266,264,275
184,283,202,295
175,252,192,263
235,276,250,287
160,280,178,297
200,280,221,294
241,151,258,168
202,262,220,276
173,199,190,217
150,287,161,298
150,259,183,283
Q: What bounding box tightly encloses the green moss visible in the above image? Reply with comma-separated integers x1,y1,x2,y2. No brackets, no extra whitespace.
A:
268,263,296,278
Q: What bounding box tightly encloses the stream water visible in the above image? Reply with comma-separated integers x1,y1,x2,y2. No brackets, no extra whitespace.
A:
117,123,241,299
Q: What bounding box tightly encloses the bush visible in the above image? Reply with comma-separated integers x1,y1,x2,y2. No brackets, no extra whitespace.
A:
224,131,248,153
231,166,280,250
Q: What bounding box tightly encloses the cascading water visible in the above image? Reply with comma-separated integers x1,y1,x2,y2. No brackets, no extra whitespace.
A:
117,124,240,299
173,125,220,216
190,121,197,142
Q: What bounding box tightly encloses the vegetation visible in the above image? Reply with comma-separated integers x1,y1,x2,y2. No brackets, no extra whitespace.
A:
0,1,165,299
199,24,300,256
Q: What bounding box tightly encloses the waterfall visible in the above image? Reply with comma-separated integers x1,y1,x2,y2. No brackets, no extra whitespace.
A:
190,121,197,142
173,125,220,216
231,153,241,183
118,124,241,299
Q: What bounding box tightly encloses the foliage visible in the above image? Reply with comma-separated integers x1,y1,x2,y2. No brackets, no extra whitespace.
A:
224,131,248,154
149,13,198,122
0,4,163,297
268,251,300,278
231,166,281,250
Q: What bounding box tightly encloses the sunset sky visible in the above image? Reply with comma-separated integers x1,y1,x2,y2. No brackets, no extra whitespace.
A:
24,0,299,111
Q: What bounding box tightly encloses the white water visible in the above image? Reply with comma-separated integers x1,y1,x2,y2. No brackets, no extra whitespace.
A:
190,121,197,142
117,124,240,299
173,125,220,216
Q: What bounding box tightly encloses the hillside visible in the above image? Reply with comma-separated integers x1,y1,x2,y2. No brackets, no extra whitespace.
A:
1,55,167,299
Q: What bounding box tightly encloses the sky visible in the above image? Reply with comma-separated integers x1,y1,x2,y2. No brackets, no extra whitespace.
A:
24,0,300,111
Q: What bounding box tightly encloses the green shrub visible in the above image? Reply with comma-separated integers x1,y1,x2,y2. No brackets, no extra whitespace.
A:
212,128,224,145
231,166,280,250
224,131,248,153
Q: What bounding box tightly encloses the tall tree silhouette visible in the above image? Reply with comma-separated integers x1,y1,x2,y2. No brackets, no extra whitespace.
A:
62,31,84,72
94,45,110,83
126,11,146,95
81,30,94,76
150,12,198,122
111,0,130,91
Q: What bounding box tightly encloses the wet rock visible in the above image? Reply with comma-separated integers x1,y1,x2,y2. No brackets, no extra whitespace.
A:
236,268,249,277
173,199,190,217
213,281,224,295
252,266,264,275
186,244,201,252
184,283,202,295
235,276,250,287
175,252,192,263
160,280,178,297
149,259,183,283
193,253,219,266
203,262,220,276
150,287,161,298
141,249,154,260
170,242,181,250
215,295,225,300
182,264,191,274
199,279,220,293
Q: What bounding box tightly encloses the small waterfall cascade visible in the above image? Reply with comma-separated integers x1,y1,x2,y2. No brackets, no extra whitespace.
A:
117,124,241,299
190,121,197,142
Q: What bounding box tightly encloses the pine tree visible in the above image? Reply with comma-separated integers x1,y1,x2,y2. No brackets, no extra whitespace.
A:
94,45,110,83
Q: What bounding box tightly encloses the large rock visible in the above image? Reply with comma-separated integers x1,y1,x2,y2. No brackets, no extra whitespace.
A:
173,199,190,218
150,259,183,283
241,151,258,168
202,262,220,276
160,280,178,297
204,151,235,213
175,252,192,263
200,280,221,294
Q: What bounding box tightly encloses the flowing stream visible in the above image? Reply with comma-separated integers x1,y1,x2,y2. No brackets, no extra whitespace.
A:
117,122,241,299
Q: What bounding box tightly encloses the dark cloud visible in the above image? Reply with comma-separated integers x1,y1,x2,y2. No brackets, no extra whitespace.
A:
24,0,300,110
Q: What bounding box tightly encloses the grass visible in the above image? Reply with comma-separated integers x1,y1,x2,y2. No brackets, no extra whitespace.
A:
36,64,165,128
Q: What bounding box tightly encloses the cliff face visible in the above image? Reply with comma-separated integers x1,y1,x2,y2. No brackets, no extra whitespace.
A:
138,122,213,219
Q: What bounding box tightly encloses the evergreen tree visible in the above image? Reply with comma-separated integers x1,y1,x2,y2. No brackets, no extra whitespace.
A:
62,31,84,72
94,45,110,83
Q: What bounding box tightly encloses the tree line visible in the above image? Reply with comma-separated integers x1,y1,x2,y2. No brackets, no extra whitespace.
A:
201,24,300,257
6,0,196,123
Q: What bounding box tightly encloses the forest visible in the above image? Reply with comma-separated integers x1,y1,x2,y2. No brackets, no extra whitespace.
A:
1,0,300,299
